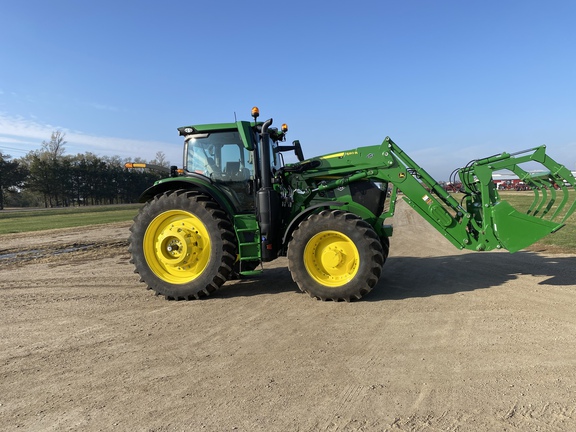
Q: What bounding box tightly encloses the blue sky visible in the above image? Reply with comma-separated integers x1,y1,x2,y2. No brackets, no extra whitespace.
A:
1,0,575,179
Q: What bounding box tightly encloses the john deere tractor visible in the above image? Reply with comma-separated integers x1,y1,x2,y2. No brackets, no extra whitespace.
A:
128,107,576,301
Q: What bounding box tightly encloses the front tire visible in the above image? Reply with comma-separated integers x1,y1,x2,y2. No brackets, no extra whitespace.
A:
128,190,236,300
287,210,384,301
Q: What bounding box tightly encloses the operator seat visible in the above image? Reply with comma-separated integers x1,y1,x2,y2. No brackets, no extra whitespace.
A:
225,161,247,180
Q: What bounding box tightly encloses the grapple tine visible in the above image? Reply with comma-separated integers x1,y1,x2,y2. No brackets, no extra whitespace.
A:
533,181,549,217
560,185,576,223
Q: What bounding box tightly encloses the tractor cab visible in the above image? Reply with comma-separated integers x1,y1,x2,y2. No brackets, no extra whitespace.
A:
178,108,300,215
179,124,257,213
184,130,253,182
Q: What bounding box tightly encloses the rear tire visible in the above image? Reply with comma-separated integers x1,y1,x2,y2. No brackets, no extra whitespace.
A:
287,210,384,301
128,190,236,300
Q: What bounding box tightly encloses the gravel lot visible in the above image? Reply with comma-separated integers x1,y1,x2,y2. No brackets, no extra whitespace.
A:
1,201,575,431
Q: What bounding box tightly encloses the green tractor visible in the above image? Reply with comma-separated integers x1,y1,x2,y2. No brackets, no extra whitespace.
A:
128,107,576,301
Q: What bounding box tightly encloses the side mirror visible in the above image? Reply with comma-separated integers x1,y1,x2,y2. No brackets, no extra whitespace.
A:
293,140,305,162
274,140,305,162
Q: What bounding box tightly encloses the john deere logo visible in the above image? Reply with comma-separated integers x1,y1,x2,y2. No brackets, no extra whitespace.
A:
399,172,406,179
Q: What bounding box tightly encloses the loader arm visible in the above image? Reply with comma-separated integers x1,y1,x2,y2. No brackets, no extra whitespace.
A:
296,137,576,253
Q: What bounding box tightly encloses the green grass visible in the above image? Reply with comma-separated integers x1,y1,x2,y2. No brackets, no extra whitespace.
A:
0,204,142,235
532,219,576,252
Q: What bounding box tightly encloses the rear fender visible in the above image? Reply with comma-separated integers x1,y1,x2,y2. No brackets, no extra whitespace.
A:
138,178,236,216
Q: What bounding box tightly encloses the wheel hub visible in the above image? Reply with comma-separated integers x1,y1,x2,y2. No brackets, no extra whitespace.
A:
156,223,204,269
321,247,345,269
303,230,359,287
144,210,211,284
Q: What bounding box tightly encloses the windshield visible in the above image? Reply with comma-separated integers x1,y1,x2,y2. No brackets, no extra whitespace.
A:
184,131,253,182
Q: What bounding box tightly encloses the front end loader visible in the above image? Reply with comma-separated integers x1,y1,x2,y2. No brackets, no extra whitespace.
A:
127,108,576,301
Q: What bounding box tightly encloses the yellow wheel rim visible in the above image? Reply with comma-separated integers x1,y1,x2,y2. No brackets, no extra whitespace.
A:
143,210,211,284
303,230,359,287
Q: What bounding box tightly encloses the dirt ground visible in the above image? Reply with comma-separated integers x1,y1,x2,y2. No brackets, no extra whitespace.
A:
1,201,576,432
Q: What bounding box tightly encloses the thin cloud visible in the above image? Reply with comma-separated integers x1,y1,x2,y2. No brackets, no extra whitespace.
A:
0,114,58,141
88,102,121,112
0,114,176,162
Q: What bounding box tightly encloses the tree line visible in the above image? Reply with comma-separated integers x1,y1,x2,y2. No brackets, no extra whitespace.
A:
0,131,166,210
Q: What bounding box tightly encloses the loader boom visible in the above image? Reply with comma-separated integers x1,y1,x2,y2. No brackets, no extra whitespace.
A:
286,136,576,253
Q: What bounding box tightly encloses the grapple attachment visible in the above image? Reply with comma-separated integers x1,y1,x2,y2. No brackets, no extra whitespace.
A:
458,146,576,252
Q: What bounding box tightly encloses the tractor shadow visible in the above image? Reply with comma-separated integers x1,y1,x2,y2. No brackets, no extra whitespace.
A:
217,264,299,299
217,252,576,301
365,251,576,302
